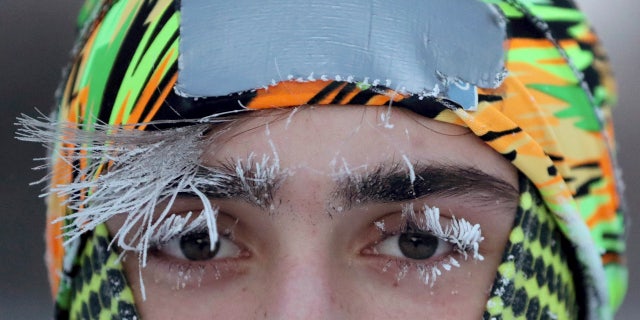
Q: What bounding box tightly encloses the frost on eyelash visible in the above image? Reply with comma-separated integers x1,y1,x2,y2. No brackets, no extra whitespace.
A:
396,203,484,286
403,203,484,261
149,210,214,245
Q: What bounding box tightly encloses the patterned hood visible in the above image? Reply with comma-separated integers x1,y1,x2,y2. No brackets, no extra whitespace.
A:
18,0,626,318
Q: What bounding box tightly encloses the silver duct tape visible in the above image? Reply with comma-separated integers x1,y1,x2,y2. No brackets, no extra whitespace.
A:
176,0,507,109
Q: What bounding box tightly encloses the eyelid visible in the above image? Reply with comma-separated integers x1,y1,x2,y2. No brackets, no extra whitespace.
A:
154,230,242,261
140,211,251,290
364,213,453,259
362,204,484,286
140,202,242,256
372,232,453,261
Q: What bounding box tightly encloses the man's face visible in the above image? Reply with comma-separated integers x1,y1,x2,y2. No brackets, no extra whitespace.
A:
108,106,518,318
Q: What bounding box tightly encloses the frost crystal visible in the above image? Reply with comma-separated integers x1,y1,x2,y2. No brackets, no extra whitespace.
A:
399,203,485,287
405,204,485,261
15,114,236,299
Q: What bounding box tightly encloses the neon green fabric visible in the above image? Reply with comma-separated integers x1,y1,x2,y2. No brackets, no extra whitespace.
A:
485,175,580,319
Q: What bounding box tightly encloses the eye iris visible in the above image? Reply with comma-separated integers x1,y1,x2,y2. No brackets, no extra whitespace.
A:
179,232,220,261
398,231,438,260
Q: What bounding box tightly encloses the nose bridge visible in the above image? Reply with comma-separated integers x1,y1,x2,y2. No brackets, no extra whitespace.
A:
262,227,340,319
255,170,349,318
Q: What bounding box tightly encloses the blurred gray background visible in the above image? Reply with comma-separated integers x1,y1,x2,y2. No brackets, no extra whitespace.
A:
0,0,637,318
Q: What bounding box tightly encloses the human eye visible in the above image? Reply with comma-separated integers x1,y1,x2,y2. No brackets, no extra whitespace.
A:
137,210,251,290
363,203,484,286
373,225,453,261
152,229,241,261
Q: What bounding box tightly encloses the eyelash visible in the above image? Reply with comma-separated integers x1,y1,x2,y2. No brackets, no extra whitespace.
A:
133,210,248,289
366,204,484,287
146,211,243,259
133,204,483,291
147,237,247,292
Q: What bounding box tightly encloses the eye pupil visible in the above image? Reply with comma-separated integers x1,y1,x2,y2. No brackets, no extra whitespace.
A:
179,232,220,261
398,231,438,260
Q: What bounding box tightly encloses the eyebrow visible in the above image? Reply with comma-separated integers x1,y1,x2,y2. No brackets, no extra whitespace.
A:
181,158,285,209
332,161,519,210
179,159,518,213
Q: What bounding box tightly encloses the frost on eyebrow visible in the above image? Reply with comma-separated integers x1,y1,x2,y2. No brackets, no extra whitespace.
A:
331,159,519,211
329,157,369,181
326,157,371,211
194,152,285,211
401,154,416,186
330,160,415,209
192,121,285,211
15,115,224,272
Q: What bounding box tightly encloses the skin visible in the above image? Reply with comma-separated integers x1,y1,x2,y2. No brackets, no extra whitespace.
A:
108,106,518,319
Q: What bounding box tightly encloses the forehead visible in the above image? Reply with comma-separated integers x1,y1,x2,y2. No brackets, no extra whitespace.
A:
202,106,515,188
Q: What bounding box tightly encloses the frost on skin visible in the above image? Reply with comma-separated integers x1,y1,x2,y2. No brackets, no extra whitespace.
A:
284,107,301,129
380,105,394,129
329,157,356,179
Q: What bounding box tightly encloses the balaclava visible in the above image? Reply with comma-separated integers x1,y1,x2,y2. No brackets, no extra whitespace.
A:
17,0,626,319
